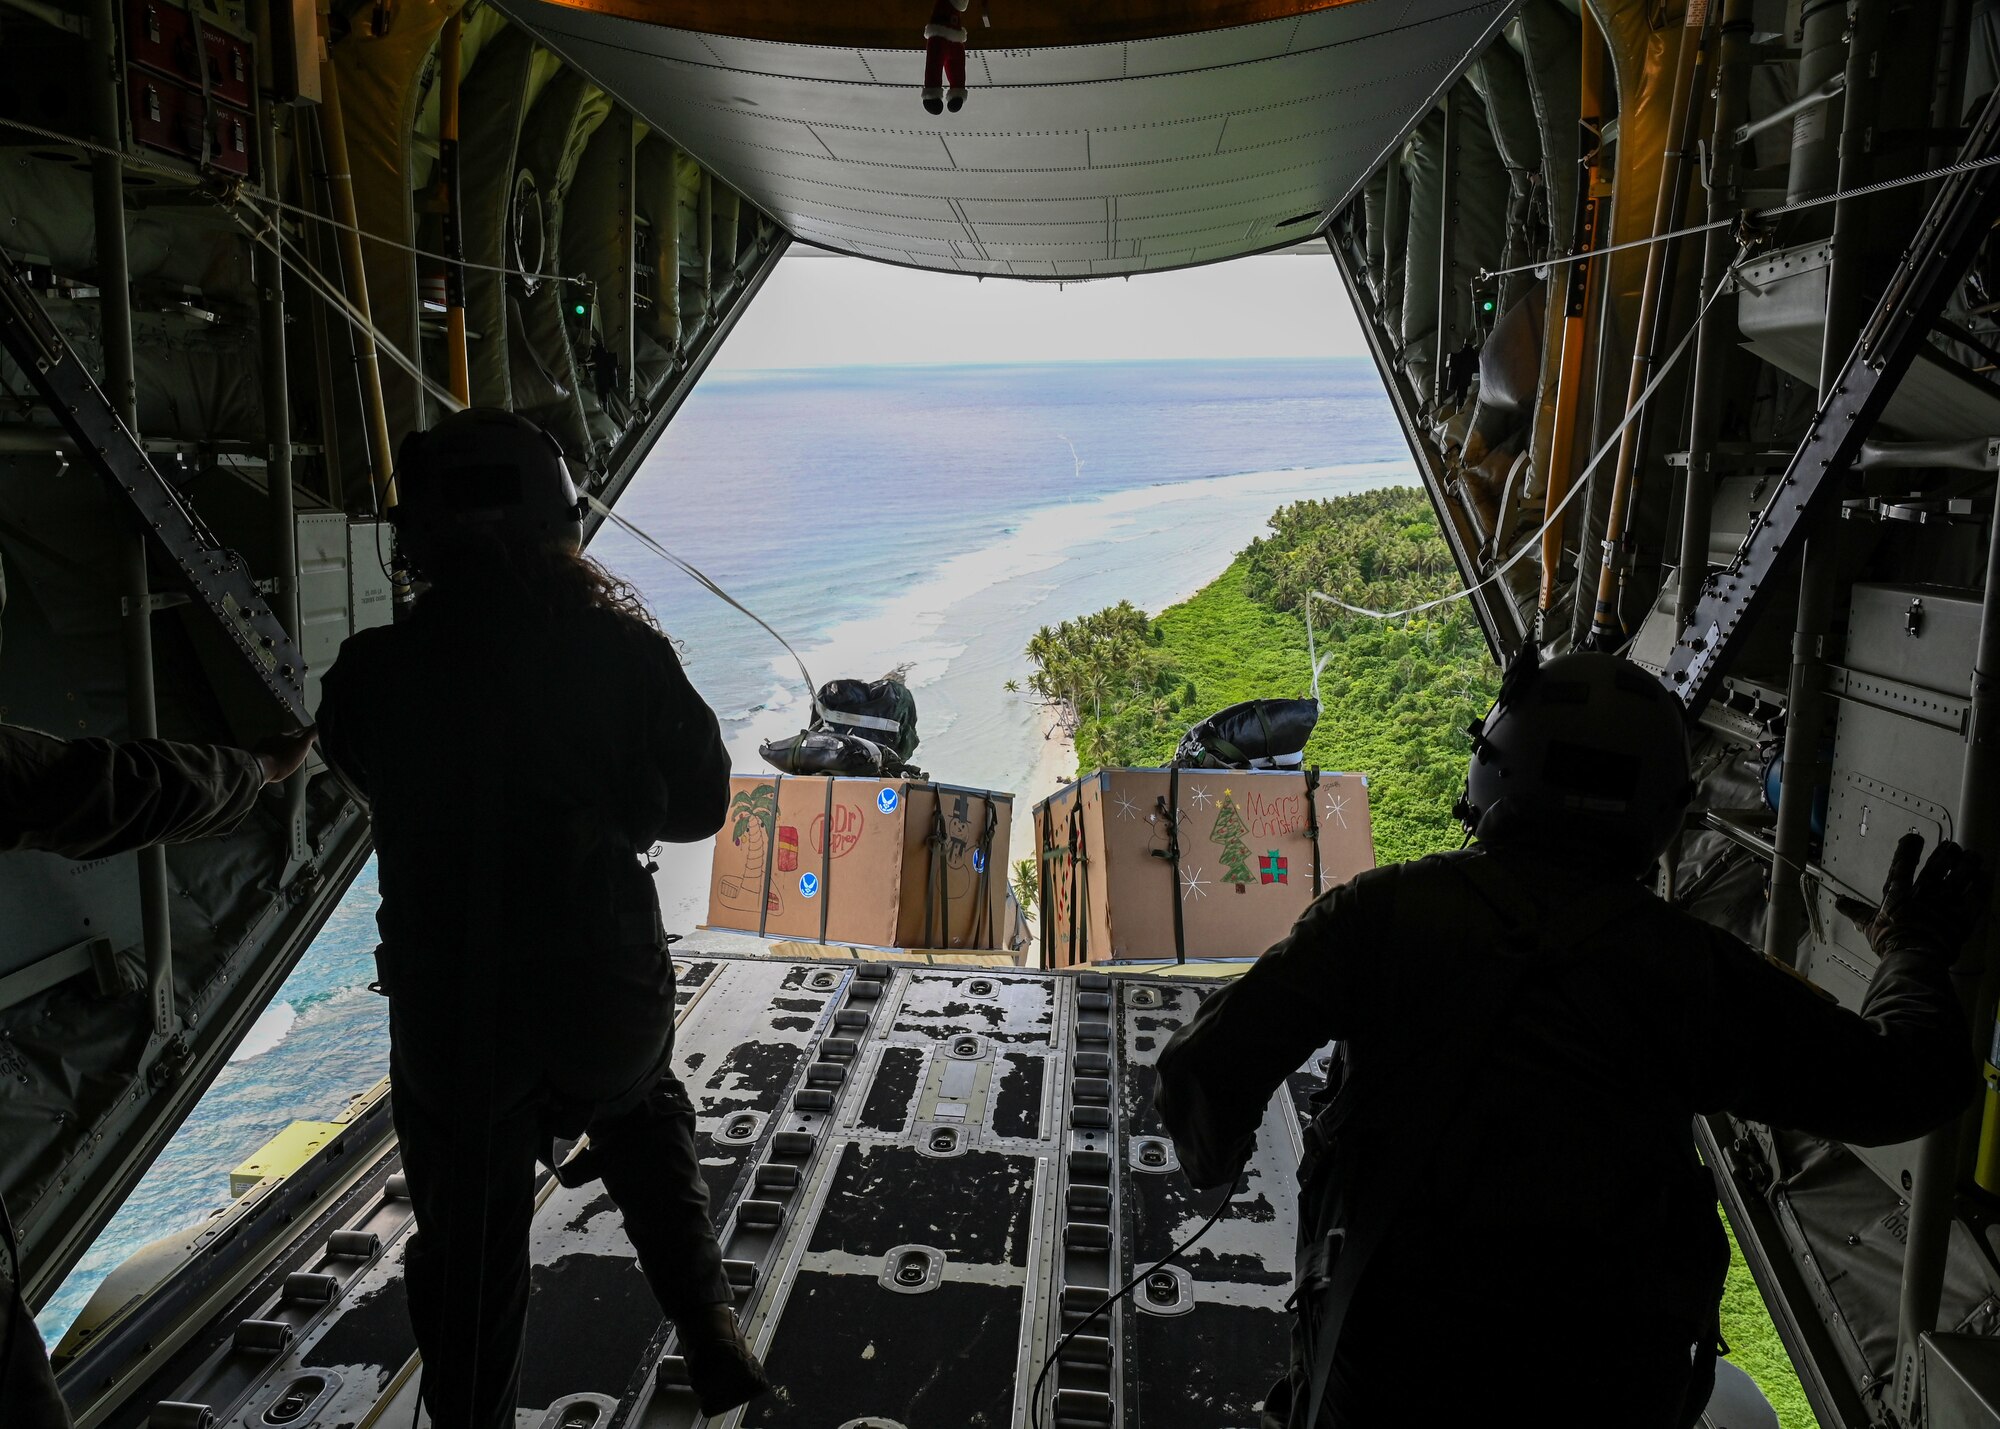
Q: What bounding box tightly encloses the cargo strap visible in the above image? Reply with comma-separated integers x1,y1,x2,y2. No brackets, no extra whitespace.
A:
817,777,833,946
1292,858,1654,1429
823,708,903,737
1066,798,1090,967
1149,766,1188,964
1304,768,1323,898
926,788,948,950
756,775,783,939
971,796,998,950
1038,801,1057,966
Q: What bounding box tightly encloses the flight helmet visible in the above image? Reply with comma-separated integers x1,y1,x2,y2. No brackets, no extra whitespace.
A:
390,408,585,571
1454,642,1694,873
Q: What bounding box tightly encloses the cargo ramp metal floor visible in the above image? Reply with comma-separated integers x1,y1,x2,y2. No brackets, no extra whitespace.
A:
56,954,1322,1429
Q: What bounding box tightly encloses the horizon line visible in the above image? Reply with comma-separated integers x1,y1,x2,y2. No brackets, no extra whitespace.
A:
711,354,1374,374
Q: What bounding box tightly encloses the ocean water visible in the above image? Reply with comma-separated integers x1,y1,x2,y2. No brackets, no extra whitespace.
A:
39,358,1409,1342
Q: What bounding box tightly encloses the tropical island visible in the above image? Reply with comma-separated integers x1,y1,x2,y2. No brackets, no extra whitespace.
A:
1021,484,1495,862
1020,483,1817,1429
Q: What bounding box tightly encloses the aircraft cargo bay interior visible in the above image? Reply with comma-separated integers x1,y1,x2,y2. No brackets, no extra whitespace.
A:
3,0,2000,1426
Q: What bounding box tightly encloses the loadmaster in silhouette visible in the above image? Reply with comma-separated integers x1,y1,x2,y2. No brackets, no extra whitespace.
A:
316,409,768,1429
1157,643,1984,1429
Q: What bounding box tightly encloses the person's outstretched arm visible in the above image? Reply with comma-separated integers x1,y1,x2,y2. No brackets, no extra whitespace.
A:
0,722,295,859
1691,834,1982,1147
1155,873,1383,1187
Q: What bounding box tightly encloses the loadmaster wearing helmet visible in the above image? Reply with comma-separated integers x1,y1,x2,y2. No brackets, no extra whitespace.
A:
315,409,767,1429
1154,642,1984,1429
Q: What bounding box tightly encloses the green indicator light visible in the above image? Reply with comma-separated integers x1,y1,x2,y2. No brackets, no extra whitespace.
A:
1482,300,1495,313
573,303,587,316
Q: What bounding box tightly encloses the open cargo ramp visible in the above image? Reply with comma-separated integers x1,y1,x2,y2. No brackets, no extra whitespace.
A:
54,955,1314,1429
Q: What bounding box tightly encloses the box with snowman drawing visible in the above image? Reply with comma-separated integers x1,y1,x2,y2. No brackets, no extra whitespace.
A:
705,775,1014,951
1032,768,1374,965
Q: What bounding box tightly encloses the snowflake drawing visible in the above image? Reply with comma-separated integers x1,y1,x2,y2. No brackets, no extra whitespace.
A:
1112,793,1142,821
1322,793,1350,829
1180,866,1209,902
1187,784,1215,812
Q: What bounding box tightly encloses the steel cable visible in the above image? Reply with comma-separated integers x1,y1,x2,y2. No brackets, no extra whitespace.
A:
0,114,587,288
1476,151,2000,282
1307,270,1734,625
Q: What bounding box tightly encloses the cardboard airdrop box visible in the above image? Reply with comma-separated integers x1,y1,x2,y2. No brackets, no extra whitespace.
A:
1034,768,1374,965
705,775,1014,951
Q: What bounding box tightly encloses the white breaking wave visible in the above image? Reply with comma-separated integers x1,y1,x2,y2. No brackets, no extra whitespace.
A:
654,459,1415,928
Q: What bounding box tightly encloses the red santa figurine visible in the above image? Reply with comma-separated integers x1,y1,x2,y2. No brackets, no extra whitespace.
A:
922,0,989,114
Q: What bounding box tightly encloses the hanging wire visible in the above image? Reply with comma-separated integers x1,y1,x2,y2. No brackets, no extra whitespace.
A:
227,197,833,728
225,176,836,717
1477,150,2000,283
11,108,1992,291
231,204,468,416
233,200,828,721
1304,594,1334,702
0,114,587,289
587,495,823,713
1308,267,1735,625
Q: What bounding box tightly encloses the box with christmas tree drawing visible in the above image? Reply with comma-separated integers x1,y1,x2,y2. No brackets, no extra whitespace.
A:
1031,768,1374,965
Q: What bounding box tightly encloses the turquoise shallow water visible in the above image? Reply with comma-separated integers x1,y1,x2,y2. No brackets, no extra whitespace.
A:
39,358,1405,1341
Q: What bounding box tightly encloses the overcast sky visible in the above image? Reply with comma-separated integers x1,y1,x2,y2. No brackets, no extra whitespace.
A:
710,251,1370,369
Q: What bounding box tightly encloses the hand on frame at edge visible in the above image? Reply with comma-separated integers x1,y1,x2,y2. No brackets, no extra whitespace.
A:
255,727,318,784
1834,832,1987,963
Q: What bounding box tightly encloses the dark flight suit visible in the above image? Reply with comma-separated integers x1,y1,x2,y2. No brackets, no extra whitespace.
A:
0,725,266,1429
316,589,734,1429
1155,845,1974,1429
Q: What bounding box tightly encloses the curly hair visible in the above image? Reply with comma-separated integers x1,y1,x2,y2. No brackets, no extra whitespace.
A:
419,530,661,634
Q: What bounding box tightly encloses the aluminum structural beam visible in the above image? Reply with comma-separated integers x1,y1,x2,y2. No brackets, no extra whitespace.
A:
1662,84,2000,713
0,255,311,723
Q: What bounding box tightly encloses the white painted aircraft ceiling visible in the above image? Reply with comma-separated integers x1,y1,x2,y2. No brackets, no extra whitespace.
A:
499,0,1508,279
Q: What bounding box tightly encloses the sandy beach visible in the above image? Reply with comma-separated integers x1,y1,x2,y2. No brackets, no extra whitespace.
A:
651,459,1414,941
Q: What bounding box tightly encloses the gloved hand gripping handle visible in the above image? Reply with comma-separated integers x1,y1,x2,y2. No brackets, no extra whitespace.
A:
1835,832,1987,962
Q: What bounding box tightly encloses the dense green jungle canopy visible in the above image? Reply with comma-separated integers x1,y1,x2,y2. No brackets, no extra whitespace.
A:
1023,484,1500,864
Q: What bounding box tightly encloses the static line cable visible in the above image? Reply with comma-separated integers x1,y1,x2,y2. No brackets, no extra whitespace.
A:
1029,1175,1238,1429
587,495,822,712
0,114,588,290
233,206,468,417
1309,272,1732,624
238,201,820,717
237,184,588,288
1304,595,1335,703
1476,149,2000,283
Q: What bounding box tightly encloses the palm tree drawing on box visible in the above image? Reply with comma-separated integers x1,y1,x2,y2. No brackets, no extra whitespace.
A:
718,784,782,916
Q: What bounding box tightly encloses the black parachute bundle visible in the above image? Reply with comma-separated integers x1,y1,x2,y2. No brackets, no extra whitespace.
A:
760,675,924,778
813,676,920,762
1173,698,1320,770
759,730,924,778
